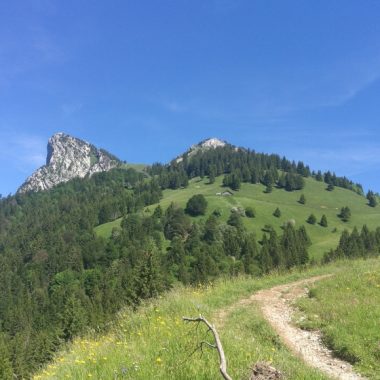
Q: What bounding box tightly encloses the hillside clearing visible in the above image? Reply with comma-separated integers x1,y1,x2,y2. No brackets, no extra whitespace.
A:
95,175,380,260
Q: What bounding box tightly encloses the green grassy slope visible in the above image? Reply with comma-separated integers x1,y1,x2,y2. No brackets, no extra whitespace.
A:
95,175,380,260
296,258,380,379
33,258,380,379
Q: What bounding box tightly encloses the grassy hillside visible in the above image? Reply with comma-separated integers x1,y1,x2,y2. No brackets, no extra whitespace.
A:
296,259,380,379
33,258,380,379
95,175,380,259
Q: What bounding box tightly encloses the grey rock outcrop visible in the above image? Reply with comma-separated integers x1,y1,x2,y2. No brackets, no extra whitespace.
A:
176,137,227,163
18,132,120,193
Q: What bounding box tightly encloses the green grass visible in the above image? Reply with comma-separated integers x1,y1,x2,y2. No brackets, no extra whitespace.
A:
120,162,148,172
33,259,380,380
95,175,380,260
296,258,380,379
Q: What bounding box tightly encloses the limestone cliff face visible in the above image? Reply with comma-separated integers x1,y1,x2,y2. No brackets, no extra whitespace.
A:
18,133,120,193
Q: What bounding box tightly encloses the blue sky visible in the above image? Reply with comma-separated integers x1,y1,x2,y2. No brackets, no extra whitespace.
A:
1,1,379,195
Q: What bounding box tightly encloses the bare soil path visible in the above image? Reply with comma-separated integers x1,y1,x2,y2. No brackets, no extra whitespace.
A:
214,275,366,380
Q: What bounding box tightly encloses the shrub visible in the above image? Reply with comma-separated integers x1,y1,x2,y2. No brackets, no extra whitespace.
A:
245,207,256,218
185,194,208,216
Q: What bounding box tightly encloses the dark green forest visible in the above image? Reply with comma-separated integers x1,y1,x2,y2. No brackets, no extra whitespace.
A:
0,146,378,378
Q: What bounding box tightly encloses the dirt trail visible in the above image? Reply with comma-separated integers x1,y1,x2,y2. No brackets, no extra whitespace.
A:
214,275,366,380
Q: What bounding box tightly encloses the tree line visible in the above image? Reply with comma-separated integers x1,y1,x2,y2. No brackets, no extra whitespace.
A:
147,144,364,194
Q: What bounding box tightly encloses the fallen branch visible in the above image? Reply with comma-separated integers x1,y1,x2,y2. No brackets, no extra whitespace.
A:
183,314,232,380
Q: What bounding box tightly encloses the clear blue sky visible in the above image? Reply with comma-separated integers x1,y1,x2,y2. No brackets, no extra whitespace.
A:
1,1,379,195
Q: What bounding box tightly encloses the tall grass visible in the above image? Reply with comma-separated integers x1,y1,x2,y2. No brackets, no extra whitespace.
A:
297,257,380,379
33,260,368,380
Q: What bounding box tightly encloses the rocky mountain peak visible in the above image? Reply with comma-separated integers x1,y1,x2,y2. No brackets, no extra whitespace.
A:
197,137,227,149
18,133,120,193
176,137,228,163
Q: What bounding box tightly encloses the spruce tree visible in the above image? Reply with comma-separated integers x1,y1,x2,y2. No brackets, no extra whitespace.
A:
320,214,328,227
299,194,306,204
273,207,281,218
339,206,351,222
259,235,272,273
315,170,323,181
265,183,273,193
367,191,378,207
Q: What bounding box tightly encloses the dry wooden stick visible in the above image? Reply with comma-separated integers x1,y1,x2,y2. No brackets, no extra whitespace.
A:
183,314,233,380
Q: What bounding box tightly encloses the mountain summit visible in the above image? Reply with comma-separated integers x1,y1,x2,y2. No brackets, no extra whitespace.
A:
18,133,120,193
176,137,228,163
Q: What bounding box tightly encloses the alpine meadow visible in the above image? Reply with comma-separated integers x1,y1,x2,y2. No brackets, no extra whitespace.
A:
0,134,379,379
1,2,380,380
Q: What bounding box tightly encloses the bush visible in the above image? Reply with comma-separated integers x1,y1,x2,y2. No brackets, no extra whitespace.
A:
185,194,208,216
307,214,317,225
245,206,256,218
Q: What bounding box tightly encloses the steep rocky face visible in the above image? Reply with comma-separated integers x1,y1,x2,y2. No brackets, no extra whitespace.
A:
176,137,227,163
18,133,120,193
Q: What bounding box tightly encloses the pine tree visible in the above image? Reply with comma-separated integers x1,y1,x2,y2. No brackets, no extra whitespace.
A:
367,190,378,208
203,214,220,243
265,183,273,193
299,194,306,204
208,164,217,184
153,205,163,219
273,207,281,218
315,170,323,181
320,214,328,227
327,183,335,191
241,233,259,274
268,229,282,268
259,235,272,273
339,206,351,222
132,242,163,302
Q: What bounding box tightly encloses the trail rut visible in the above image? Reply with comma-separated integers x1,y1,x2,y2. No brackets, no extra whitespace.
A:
214,275,366,380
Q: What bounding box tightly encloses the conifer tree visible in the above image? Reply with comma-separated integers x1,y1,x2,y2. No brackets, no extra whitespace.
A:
320,214,328,227
339,206,351,222
241,233,260,274
259,235,272,273
367,190,378,207
299,194,306,204
315,170,323,181
208,164,217,184
273,207,281,218
268,229,282,268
